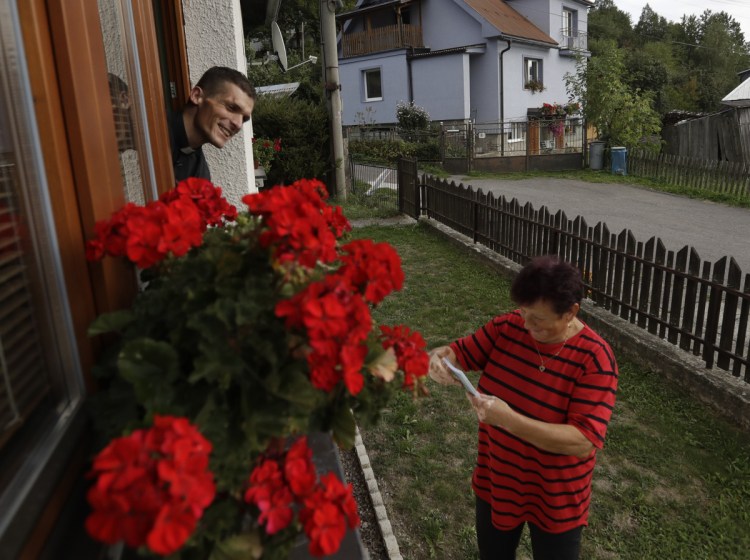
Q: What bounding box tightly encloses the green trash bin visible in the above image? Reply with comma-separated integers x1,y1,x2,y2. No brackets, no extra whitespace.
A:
611,146,627,175
589,141,605,170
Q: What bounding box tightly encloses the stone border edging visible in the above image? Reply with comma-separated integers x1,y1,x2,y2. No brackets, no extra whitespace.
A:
354,426,403,560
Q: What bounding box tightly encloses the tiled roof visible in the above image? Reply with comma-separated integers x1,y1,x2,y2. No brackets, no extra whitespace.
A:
462,0,557,45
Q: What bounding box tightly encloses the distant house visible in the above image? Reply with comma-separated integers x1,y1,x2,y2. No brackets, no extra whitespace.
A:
662,73,750,163
337,0,593,126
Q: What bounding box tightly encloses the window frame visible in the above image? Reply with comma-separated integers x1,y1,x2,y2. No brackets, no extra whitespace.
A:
523,57,543,89
3,0,170,554
563,8,577,37
363,67,383,102
506,121,525,143
0,1,89,554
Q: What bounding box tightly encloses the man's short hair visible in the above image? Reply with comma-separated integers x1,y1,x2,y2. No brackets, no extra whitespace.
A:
194,66,256,101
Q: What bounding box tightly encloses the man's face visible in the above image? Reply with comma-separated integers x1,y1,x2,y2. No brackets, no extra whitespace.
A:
189,82,255,149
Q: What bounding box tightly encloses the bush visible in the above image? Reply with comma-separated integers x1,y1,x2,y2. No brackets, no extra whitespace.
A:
251,95,330,186
396,101,430,131
349,138,416,163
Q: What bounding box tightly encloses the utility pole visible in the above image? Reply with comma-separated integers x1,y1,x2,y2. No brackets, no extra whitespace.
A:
320,0,346,199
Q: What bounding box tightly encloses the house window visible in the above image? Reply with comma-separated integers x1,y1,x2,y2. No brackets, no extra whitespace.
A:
562,8,578,48
0,2,86,551
563,9,576,37
363,68,383,101
524,58,543,90
507,122,525,142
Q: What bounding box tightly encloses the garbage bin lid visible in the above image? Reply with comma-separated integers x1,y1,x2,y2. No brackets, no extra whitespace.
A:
611,146,626,150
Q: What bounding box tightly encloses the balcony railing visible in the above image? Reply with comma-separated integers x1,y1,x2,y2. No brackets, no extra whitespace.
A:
342,24,424,58
559,29,588,53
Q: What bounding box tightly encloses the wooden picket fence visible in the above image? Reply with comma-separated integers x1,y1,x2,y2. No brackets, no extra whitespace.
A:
629,149,750,198
417,172,750,383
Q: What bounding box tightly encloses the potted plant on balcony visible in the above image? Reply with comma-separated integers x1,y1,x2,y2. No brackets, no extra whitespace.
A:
540,102,580,149
526,79,545,93
83,177,429,559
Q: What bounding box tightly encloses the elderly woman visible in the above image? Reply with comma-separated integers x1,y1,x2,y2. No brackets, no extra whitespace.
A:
429,255,618,560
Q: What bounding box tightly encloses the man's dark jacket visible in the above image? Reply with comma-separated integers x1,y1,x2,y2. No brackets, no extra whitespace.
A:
169,110,210,182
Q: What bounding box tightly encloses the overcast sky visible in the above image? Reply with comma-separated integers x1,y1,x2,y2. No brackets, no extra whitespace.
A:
614,0,750,38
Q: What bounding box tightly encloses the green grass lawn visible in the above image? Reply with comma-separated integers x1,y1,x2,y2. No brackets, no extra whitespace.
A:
349,222,750,560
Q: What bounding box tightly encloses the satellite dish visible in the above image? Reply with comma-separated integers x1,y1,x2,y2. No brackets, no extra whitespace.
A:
271,21,288,72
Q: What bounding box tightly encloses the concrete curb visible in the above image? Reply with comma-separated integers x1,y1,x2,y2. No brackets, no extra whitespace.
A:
354,426,403,560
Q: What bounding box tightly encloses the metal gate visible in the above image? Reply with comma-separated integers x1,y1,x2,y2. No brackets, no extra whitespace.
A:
397,157,419,219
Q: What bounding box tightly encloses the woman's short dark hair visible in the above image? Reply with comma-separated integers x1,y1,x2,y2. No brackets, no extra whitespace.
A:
194,66,256,101
510,255,584,315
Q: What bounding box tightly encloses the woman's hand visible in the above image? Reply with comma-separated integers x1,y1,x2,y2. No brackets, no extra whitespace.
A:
427,346,461,387
468,394,595,458
468,393,513,428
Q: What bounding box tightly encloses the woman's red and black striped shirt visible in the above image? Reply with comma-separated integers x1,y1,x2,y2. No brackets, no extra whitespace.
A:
450,310,618,533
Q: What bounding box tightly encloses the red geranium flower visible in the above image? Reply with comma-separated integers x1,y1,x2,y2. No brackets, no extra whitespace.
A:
380,324,430,388
85,415,215,556
338,238,405,304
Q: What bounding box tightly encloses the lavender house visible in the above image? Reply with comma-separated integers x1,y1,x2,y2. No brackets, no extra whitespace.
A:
337,0,593,126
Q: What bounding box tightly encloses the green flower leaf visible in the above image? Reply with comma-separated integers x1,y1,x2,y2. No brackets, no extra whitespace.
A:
331,404,356,449
272,370,319,408
87,309,135,336
118,338,180,412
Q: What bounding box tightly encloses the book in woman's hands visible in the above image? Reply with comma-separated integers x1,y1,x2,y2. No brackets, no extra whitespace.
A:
442,358,479,397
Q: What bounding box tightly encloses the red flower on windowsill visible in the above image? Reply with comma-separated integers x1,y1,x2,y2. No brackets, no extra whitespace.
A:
84,177,429,558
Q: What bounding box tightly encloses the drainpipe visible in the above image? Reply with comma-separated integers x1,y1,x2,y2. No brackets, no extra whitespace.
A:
407,47,414,102
499,39,511,156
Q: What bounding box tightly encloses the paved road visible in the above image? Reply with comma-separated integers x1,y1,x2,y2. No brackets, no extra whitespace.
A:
448,176,750,273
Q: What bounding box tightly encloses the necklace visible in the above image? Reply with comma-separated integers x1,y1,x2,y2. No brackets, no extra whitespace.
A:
531,326,571,372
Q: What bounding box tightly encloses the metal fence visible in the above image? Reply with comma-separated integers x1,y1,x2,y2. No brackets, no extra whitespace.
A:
418,172,750,383
474,117,585,157
348,158,400,212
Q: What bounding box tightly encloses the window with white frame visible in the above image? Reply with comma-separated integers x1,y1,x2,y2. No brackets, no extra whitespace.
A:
562,8,578,47
506,121,525,142
363,68,383,101
524,58,543,89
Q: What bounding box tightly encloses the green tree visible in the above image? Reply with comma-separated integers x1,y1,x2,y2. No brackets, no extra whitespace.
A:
689,11,750,111
588,0,634,52
634,4,669,42
251,95,330,187
565,42,662,150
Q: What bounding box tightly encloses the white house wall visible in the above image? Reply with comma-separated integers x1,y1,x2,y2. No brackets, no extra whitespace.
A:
501,43,574,120
339,51,410,125
182,0,255,203
412,53,471,121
